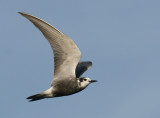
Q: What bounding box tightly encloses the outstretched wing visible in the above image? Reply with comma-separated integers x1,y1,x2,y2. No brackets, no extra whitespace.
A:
19,12,81,85
76,61,92,78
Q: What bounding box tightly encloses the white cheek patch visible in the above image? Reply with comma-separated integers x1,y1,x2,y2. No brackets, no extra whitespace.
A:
80,81,90,88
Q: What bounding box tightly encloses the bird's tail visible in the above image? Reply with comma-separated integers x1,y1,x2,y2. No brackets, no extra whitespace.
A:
27,87,53,102
27,93,48,102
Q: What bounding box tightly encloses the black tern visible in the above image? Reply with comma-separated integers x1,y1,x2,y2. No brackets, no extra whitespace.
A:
19,12,97,102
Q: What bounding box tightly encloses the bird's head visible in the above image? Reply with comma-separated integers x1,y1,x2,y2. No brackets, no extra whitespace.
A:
78,77,97,89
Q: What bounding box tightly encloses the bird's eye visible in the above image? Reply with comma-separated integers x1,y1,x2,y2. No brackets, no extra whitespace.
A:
84,79,87,81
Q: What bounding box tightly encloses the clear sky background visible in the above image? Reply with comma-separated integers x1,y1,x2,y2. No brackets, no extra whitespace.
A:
1,0,160,118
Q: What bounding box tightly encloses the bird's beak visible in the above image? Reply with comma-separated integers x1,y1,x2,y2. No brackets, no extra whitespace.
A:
90,80,97,83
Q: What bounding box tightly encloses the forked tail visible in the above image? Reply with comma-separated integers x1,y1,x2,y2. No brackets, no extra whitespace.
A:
27,93,47,102
27,87,53,102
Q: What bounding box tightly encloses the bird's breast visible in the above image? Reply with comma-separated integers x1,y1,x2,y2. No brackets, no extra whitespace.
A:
53,79,80,97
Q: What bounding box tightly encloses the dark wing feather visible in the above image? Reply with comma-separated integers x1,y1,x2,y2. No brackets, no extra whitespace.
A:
76,61,92,78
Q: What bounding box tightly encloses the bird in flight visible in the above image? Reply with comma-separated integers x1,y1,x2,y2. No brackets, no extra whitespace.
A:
19,12,97,102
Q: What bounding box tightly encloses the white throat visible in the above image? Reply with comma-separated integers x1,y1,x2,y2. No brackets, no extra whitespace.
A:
77,77,91,89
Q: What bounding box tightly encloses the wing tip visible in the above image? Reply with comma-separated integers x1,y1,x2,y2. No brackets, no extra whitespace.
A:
18,11,63,35
18,11,27,16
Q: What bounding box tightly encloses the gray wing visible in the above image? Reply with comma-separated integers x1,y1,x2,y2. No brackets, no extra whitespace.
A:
76,61,92,78
19,12,81,85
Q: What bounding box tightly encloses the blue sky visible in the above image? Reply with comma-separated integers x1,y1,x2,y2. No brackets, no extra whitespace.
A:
1,0,160,118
